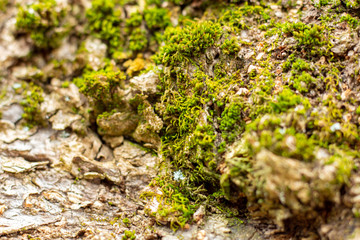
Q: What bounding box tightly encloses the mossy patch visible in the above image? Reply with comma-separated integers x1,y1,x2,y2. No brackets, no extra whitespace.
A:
74,66,125,115
16,0,67,48
20,82,45,128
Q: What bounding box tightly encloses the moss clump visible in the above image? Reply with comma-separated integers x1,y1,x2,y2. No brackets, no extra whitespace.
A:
247,115,317,162
340,13,360,28
122,217,130,227
153,21,222,66
269,88,310,114
129,29,148,52
20,82,45,127
220,101,244,142
86,0,174,59
291,71,316,93
141,176,198,231
74,67,125,114
266,21,330,56
126,12,142,28
86,0,123,55
122,230,135,240
144,7,171,30
16,0,67,48
221,37,240,55
219,3,270,31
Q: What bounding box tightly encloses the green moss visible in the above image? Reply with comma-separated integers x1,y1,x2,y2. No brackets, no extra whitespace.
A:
291,71,316,93
20,82,45,128
126,12,142,28
340,13,360,28
326,148,354,185
144,7,171,30
313,0,341,7
221,37,240,55
122,217,130,227
97,109,118,120
344,0,360,8
141,176,198,231
61,81,70,88
220,101,244,142
61,0,360,231
219,3,270,31
129,29,148,52
75,67,125,114
16,0,66,48
270,88,310,114
122,230,135,240
145,0,191,6
86,0,123,54
153,21,222,66
292,58,311,71
356,106,360,114
265,21,331,56
0,0,8,11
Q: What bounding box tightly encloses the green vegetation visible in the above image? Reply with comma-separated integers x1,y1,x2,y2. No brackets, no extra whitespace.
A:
144,8,171,30
86,0,123,55
141,176,198,231
74,67,125,114
20,83,45,127
122,230,136,240
340,13,360,28
122,218,130,227
153,21,222,66
16,0,67,48
269,88,310,113
12,0,360,235
0,0,8,11
86,0,173,57
221,37,240,55
129,29,148,52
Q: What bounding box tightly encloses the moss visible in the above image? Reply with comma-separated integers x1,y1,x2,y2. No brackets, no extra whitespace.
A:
340,13,360,28
314,0,341,7
344,0,360,8
291,71,316,93
0,0,8,12
141,176,198,231
97,109,118,120
20,82,45,128
292,58,311,71
144,7,171,30
75,67,125,114
58,0,360,232
269,88,310,114
219,3,270,31
122,217,130,227
266,20,332,56
16,0,67,48
220,101,244,142
123,55,146,76
221,37,240,55
61,81,70,88
126,12,142,28
129,29,148,52
356,106,360,114
153,21,222,66
326,148,354,185
122,230,135,240
86,0,123,54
